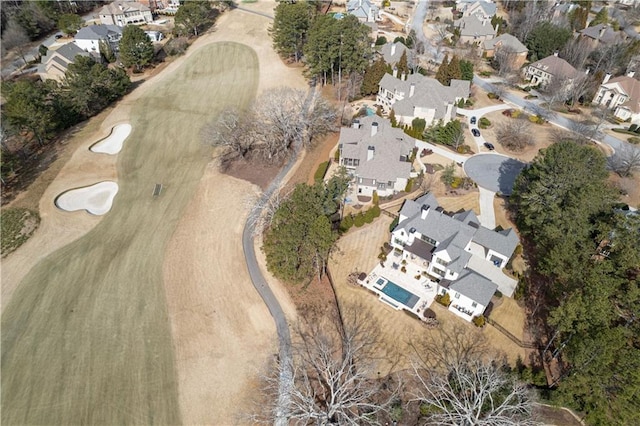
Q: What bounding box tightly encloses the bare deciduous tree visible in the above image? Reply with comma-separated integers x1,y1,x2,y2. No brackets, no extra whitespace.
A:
494,45,519,78
202,106,257,162
245,183,294,236
510,1,553,43
257,306,400,425
560,37,593,70
203,87,337,165
608,144,640,177
2,19,31,65
496,119,535,151
409,325,537,426
412,359,537,426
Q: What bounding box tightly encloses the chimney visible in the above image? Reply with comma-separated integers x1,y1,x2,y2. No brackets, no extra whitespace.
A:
393,67,398,78
409,82,415,98
585,68,590,75
553,51,558,57
367,145,375,161
402,73,407,81
603,73,611,84
420,204,430,220
482,19,486,26
628,71,636,78
494,23,499,33
371,122,379,136
352,119,361,129
391,43,396,56
599,25,607,39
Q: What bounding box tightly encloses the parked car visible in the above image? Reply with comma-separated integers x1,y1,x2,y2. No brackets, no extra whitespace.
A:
472,128,481,137
484,142,495,150
470,116,477,125
55,34,63,39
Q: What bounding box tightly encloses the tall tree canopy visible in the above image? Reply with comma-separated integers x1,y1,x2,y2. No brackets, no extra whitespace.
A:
361,57,387,95
511,141,639,424
525,22,572,61
270,0,316,62
263,173,349,283
396,50,410,77
57,13,83,35
174,0,213,37
119,25,154,72
60,56,130,121
511,142,616,281
435,54,449,85
304,14,371,85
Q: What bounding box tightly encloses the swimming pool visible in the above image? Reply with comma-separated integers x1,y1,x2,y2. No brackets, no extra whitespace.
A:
365,106,375,116
380,280,420,309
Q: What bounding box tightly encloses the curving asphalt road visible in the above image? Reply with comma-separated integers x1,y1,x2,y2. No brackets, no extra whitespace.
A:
463,153,526,196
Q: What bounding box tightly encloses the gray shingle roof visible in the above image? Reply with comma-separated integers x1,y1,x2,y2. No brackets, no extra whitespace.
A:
379,41,409,65
449,270,497,307
462,1,497,17
472,227,519,258
339,116,414,183
528,55,580,80
379,73,470,118
483,33,528,53
100,1,150,15
580,24,623,44
454,15,496,38
398,193,519,259
347,0,378,19
75,24,122,40
42,42,88,64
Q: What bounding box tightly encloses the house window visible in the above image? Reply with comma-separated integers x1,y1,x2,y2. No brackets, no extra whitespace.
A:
388,181,393,186
377,182,386,189
353,159,360,167
433,267,445,276
420,235,437,246
454,292,460,299
436,258,449,267
472,302,477,308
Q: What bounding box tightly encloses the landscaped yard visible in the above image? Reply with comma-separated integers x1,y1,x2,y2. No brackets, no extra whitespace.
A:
330,214,526,373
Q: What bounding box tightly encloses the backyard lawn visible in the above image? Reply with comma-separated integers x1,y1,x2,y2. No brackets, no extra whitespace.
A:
1,42,259,425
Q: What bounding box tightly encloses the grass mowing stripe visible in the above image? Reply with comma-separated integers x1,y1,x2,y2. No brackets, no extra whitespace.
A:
1,42,259,425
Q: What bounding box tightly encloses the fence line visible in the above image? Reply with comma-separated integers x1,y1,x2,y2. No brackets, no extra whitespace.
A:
486,317,540,350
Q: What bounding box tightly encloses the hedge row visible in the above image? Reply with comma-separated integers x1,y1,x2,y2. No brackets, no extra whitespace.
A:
339,205,381,233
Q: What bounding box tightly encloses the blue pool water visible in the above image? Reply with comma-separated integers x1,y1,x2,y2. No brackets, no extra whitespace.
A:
380,280,420,309
365,106,375,116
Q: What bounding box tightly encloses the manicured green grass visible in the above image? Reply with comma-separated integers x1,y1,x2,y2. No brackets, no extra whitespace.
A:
0,208,40,257
1,42,259,425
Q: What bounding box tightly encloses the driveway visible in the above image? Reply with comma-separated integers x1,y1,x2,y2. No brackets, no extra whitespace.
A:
415,139,468,164
477,187,496,230
463,153,526,195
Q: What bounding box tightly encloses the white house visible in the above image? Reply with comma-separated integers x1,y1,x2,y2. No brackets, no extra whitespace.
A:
458,0,497,23
524,52,580,87
377,73,470,126
593,72,640,124
99,1,153,27
74,25,123,53
390,193,519,320
338,116,415,197
346,0,380,23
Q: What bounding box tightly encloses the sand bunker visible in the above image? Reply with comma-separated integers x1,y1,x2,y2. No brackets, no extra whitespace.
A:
56,181,119,215
90,124,132,154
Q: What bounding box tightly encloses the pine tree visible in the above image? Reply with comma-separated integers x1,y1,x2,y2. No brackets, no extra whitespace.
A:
447,55,462,83
396,50,410,77
389,109,397,127
435,54,449,85
361,57,387,95
119,25,154,72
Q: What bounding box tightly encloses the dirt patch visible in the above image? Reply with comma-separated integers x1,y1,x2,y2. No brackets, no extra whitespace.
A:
609,173,640,209
222,154,285,190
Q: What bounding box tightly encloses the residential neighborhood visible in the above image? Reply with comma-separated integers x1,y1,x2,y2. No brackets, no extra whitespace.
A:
1,1,639,425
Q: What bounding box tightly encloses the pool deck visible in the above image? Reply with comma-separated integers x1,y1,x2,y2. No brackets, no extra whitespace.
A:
359,259,437,318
